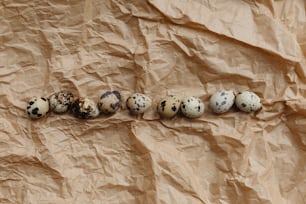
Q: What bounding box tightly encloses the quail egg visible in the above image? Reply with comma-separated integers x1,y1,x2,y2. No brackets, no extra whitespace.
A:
26,97,50,119
126,93,151,114
98,90,121,114
235,91,261,112
49,91,74,113
157,95,180,118
209,90,235,114
72,97,100,119
180,96,204,118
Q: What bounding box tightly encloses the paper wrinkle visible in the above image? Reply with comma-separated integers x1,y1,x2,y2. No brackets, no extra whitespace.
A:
1,0,306,203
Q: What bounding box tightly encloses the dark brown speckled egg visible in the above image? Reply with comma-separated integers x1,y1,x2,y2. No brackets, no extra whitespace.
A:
98,90,121,114
72,97,99,119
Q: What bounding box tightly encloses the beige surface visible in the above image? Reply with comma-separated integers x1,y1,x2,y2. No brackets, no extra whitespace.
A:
1,0,306,203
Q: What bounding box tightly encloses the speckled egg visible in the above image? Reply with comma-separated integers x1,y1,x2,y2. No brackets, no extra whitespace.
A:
157,95,180,118
126,93,151,114
209,90,235,114
71,97,100,119
98,90,121,114
26,97,50,119
235,91,261,113
180,96,204,118
49,91,74,113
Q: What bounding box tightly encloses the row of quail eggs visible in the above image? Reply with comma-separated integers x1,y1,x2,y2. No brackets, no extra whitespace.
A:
26,90,122,119
127,94,205,118
26,90,261,119
209,90,261,114
154,90,261,118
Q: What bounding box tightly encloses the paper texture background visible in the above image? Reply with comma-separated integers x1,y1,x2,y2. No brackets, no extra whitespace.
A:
1,0,306,203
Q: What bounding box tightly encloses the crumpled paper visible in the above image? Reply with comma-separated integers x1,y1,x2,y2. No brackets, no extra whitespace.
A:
1,0,306,203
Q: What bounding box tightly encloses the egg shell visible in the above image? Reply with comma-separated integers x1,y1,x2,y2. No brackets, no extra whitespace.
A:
26,97,50,119
126,93,151,114
209,90,235,114
180,96,204,118
50,91,74,113
157,95,181,118
98,90,121,114
72,97,100,119
235,91,261,113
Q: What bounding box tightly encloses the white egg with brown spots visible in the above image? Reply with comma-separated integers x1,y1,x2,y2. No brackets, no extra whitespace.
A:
50,91,74,113
180,96,204,118
26,97,50,119
235,91,261,113
72,97,100,119
98,90,121,114
157,95,180,118
126,93,151,114
209,90,235,114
